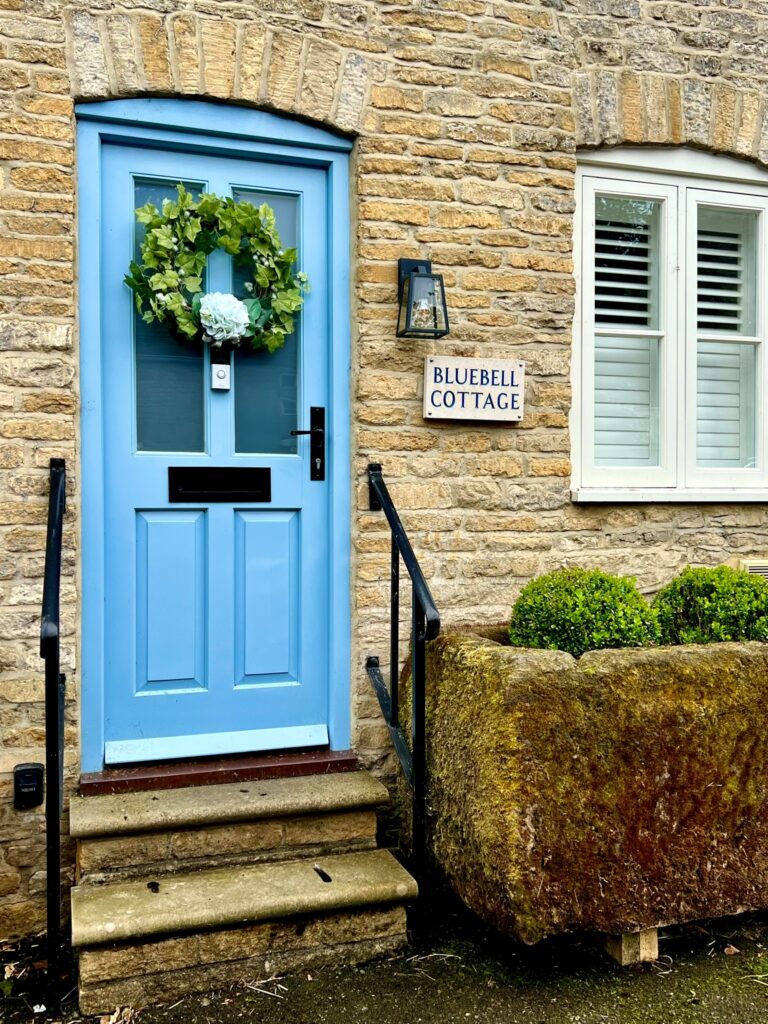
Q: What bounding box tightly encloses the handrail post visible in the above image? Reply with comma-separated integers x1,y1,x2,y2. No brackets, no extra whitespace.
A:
45,664,64,1013
411,597,427,874
41,458,65,1013
389,536,399,729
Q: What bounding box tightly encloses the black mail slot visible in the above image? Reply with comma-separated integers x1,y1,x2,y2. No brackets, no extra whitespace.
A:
168,467,271,503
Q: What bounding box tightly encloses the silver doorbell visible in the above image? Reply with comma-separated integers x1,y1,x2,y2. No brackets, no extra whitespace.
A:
211,363,231,390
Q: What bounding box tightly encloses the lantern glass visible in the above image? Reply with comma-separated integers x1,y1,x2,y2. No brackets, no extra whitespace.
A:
397,271,449,338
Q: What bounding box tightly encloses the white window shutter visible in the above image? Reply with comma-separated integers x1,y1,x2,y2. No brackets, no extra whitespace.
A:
594,336,658,466
696,341,756,468
591,196,661,467
594,213,655,329
694,206,758,470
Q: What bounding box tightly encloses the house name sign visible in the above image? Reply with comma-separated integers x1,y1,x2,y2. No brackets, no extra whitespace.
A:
423,356,526,422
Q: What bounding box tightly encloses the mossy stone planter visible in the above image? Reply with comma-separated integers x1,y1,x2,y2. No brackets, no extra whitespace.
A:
419,629,768,944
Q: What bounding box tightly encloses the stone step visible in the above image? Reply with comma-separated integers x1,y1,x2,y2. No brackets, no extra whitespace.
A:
70,769,388,836
72,849,418,1013
72,848,416,947
72,770,389,883
78,905,408,1014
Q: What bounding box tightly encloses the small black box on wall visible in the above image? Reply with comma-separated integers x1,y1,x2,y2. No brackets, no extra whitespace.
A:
14,763,44,810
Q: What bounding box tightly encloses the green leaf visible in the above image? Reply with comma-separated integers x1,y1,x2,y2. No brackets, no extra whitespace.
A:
243,297,263,325
135,201,159,224
183,217,201,243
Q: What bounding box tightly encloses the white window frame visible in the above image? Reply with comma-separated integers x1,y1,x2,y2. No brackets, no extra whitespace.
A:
572,148,768,503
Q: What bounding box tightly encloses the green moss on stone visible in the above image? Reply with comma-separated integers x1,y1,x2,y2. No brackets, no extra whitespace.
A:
405,632,768,944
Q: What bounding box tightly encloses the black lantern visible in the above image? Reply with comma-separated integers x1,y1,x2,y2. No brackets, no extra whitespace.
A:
396,259,449,339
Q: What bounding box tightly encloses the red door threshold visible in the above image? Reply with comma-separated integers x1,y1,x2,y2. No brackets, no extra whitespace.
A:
79,749,359,796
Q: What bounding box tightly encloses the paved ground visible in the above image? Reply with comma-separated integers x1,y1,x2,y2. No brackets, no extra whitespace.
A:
3,893,768,1024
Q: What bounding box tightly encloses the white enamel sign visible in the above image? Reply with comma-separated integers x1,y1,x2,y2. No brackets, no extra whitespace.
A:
423,356,525,422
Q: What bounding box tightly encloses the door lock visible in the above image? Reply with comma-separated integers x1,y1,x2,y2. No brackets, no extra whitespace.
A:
291,406,325,481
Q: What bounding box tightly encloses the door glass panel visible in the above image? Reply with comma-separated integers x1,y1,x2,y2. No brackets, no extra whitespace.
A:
232,189,299,454
134,179,205,453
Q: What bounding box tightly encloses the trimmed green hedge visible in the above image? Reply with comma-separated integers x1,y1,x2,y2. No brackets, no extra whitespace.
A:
653,565,768,644
508,567,660,658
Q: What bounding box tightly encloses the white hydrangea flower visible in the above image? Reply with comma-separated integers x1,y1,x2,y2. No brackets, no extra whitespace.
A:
199,292,250,345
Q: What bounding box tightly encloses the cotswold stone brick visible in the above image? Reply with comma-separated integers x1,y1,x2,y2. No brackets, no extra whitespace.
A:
10,166,72,193
459,181,525,209
528,458,571,477
335,52,368,132
302,40,343,122
201,19,236,99
237,22,266,102
172,15,201,94
370,86,422,112
0,446,24,468
1,418,74,441
462,271,536,292
359,201,430,226
106,15,141,94
137,15,172,92
267,31,301,109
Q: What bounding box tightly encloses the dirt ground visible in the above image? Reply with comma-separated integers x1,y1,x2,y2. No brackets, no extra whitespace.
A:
3,892,768,1024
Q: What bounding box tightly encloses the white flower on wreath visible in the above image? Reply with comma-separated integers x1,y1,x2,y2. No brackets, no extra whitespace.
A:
199,292,250,346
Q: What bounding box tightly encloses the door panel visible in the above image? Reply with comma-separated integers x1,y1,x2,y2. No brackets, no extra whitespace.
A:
136,510,206,691
99,141,332,764
235,510,299,684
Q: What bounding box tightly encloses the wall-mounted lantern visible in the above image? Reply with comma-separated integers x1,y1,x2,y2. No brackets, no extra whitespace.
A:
396,259,450,339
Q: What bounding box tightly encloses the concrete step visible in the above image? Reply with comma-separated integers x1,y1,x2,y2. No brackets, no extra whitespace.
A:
71,770,389,883
72,849,418,1013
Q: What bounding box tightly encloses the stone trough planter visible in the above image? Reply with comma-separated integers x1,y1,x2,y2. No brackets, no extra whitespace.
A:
415,629,768,961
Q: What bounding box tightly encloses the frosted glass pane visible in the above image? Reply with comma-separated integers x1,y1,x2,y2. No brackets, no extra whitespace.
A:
594,335,659,466
697,206,757,336
134,180,205,453
594,195,660,330
696,341,756,468
232,190,299,455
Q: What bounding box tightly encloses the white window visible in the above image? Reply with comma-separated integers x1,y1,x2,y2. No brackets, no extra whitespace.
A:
572,149,768,502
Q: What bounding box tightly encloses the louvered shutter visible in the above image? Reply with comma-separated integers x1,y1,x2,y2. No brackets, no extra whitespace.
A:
695,206,757,469
592,196,661,467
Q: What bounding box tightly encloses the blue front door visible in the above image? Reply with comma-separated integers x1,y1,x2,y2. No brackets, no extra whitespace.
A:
93,135,338,764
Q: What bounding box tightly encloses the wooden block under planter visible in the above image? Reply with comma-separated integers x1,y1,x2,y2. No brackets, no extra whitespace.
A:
604,929,659,966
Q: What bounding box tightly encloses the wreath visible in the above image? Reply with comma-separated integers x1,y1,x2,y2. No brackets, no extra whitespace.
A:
124,184,309,352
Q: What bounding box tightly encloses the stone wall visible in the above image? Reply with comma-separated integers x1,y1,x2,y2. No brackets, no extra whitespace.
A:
2,0,768,938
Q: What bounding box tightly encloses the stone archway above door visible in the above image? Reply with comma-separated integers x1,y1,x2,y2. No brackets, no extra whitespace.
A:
65,11,369,135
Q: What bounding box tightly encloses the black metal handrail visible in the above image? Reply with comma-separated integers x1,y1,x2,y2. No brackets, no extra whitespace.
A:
365,463,440,875
40,458,66,1011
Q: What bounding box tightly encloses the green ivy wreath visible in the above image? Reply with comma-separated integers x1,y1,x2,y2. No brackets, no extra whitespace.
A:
124,183,309,352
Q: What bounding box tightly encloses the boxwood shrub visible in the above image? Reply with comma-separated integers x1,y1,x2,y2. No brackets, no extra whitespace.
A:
653,565,768,644
508,567,660,658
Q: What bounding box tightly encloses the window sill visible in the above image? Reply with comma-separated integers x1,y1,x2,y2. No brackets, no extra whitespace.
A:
571,487,768,504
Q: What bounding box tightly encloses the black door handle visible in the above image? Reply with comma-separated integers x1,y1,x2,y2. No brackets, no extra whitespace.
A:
291,406,325,481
